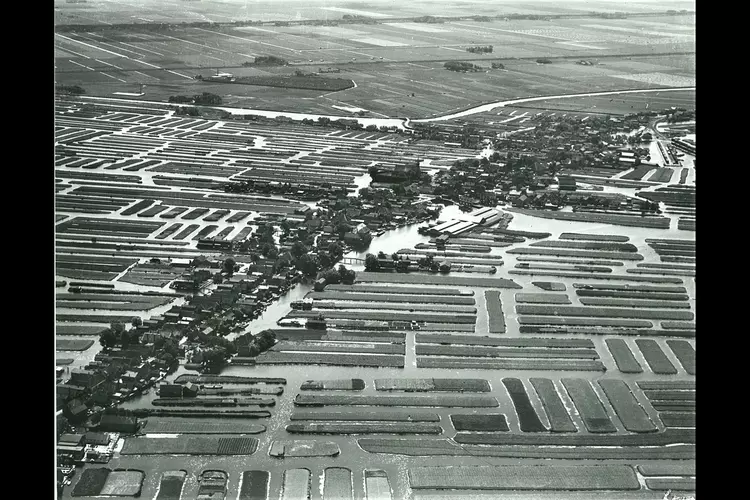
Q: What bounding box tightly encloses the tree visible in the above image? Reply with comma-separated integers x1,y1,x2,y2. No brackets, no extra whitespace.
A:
328,242,344,260
99,329,116,349
223,257,236,275
365,253,380,271
296,253,320,276
111,322,126,335
131,316,143,328
291,241,309,259
319,268,341,285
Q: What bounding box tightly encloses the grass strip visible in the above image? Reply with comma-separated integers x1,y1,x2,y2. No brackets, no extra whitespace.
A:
645,479,695,491
597,380,657,433
530,240,638,252
418,357,605,371
273,341,405,355
643,390,695,402
239,471,269,500
301,379,365,391
560,233,630,242
454,428,695,446
517,304,693,320
508,247,643,261
416,334,593,348
314,301,476,314
637,381,695,391
294,394,498,407
518,316,653,328
324,468,353,500
529,378,578,433
141,418,266,434
290,410,440,422
510,270,682,283
308,291,475,305
573,283,686,292
666,340,696,375
635,339,678,374
365,470,392,500
71,468,110,497
282,469,310,500
579,298,691,309
605,339,643,373
484,290,506,333
375,378,490,392
358,439,695,459
155,471,186,500
515,293,571,304
577,290,689,301
286,423,442,434
269,440,340,457
56,339,95,351
661,321,696,329
651,402,696,412
326,284,468,295
355,272,521,289
502,378,547,432
288,310,476,324
637,463,695,476
175,375,285,384
660,412,696,428
561,378,617,433
533,281,566,291
520,326,694,337
450,414,509,431
257,352,405,367
416,345,599,359
408,465,640,491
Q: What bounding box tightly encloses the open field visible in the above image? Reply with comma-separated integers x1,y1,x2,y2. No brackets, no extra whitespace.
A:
55,3,694,119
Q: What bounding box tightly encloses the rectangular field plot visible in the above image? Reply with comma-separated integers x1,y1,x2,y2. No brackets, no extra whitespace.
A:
121,436,258,455
529,378,578,433
294,394,498,407
450,414,509,432
502,378,547,432
155,471,186,500
408,465,640,490
239,471,269,500
561,378,617,433
324,468,353,500
597,380,657,433
635,339,678,374
606,339,643,374
375,378,490,392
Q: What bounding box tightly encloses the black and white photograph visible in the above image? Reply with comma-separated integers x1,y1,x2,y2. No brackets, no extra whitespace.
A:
54,0,696,498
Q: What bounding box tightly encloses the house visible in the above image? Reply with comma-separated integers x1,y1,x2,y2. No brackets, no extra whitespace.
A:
558,176,577,191
69,370,105,390
98,414,138,434
59,434,86,447
84,432,110,447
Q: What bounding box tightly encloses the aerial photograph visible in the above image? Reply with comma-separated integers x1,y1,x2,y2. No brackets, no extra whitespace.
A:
54,0,695,498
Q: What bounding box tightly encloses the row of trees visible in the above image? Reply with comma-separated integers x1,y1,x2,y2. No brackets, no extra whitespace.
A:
444,61,481,72
466,45,493,54
168,92,223,106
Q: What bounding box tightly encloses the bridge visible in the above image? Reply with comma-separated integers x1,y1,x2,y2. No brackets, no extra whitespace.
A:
340,257,366,265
